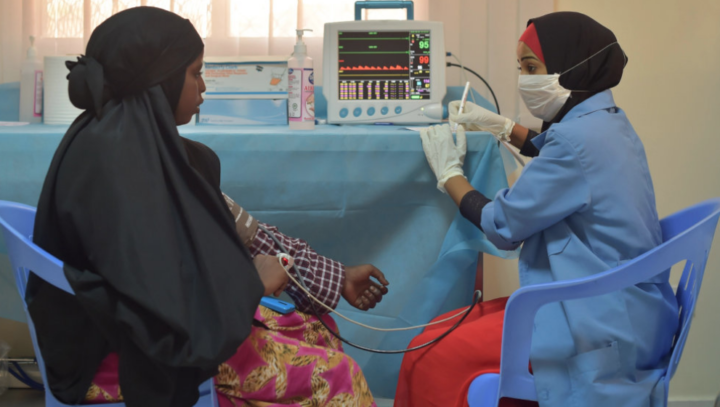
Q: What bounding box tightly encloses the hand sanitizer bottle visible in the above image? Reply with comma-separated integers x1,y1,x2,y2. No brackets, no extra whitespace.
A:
19,36,43,123
288,29,315,130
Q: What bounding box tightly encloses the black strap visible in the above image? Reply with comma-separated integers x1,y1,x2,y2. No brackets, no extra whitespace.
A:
459,190,492,231
520,128,541,157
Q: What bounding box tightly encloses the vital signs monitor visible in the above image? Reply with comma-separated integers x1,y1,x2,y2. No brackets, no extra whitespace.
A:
323,20,445,124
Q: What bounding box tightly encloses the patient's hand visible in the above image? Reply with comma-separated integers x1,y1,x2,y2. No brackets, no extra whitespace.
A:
254,254,292,297
342,265,390,311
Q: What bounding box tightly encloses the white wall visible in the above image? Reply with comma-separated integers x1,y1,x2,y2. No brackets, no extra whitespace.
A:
0,0,23,84
556,0,720,402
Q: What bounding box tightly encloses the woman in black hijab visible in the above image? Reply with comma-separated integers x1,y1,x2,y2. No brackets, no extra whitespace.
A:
445,12,627,156
28,6,264,407
403,11,676,407
28,7,379,407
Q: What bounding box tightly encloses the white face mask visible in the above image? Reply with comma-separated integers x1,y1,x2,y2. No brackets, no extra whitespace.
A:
518,74,571,122
518,41,623,122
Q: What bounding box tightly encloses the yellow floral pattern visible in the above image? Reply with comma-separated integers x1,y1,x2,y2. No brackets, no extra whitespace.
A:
216,307,375,407
85,382,123,403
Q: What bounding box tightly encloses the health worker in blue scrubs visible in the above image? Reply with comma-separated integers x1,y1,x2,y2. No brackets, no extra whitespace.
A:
397,11,679,407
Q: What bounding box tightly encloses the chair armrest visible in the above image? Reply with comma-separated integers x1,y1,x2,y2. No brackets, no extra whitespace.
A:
497,232,705,400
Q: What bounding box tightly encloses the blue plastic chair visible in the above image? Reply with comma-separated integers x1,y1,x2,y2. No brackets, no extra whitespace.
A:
0,200,219,407
467,197,720,407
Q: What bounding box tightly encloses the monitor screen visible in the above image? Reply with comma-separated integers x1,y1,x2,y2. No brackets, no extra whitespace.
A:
338,30,431,101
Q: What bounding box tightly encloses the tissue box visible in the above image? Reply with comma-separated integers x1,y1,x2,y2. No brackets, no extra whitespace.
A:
198,99,287,125
203,56,289,99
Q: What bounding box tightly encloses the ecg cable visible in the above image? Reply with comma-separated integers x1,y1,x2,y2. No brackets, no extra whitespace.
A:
257,223,481,354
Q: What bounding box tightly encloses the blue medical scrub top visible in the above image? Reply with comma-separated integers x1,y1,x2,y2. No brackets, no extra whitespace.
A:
481,90,678,407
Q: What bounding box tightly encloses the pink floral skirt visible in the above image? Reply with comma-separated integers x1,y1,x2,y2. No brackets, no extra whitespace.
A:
84,306,376,407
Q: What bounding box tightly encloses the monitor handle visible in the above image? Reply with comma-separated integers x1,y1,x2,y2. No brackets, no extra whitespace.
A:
354,1,414,21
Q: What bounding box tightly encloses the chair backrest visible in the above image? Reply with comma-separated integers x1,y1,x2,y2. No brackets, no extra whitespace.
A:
0,201,72,296
0,200,217,406
661,198,720,384
493,198,720,404
0,200,88,406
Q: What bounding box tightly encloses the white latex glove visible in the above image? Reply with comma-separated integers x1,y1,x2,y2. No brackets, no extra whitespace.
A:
449,100,515,142
419,124,467,193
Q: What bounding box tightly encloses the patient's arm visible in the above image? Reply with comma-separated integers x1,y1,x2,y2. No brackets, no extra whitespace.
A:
250,223,345,314
221,192,388,313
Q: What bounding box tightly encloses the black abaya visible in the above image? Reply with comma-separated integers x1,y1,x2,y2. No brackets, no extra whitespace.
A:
27,7,264,407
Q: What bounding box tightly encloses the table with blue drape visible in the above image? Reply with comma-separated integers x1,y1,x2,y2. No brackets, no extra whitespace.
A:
0,118,519,397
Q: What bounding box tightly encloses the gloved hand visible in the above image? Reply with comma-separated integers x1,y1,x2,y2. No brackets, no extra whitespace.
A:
449,100,515,142
419,124,466,193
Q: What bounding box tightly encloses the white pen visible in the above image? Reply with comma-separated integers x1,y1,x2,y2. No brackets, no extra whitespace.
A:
453,81,471,132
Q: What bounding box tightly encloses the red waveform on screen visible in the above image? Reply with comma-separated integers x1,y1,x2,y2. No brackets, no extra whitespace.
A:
340,65,409,71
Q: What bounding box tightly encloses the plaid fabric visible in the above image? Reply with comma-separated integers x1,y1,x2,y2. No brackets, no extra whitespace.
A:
249,223,345,314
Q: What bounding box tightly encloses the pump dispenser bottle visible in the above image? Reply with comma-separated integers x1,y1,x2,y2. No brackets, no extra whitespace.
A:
19,36,43,123
288,29,315,130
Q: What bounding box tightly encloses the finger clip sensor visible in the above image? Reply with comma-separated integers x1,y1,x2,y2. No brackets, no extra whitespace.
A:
276,253,293,270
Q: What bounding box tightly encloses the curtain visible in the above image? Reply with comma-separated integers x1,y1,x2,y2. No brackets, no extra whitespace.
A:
440,0,554,130
1,0,554,128
0,0,427,85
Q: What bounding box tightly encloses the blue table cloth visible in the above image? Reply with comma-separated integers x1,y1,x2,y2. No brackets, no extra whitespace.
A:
0,82,20,122
0,123,518,397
